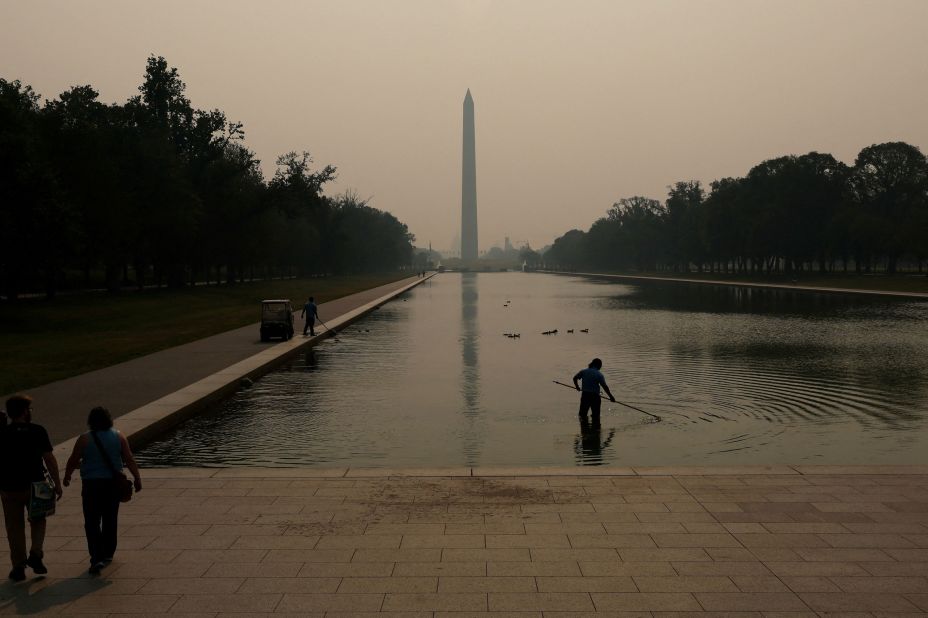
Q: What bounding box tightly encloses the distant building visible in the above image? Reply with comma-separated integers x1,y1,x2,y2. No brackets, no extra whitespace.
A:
461,89,478,262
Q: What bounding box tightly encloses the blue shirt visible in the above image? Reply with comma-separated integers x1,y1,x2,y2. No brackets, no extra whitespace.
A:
574,367,606,394
80,429,125,480
303,302,318,320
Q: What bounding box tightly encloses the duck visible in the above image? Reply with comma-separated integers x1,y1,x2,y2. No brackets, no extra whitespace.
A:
580,328,589,333
567,329,574,333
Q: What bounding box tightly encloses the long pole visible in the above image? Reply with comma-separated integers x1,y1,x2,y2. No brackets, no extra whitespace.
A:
317,317,338,339
553,381,661,421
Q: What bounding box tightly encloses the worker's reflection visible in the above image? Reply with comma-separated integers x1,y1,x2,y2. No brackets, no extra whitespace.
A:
302,349,319,372
574,416,616,465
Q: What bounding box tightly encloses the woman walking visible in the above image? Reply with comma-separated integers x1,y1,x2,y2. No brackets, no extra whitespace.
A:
63,407,142,575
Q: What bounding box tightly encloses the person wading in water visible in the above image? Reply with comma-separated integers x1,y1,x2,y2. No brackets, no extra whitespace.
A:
572,358,615,424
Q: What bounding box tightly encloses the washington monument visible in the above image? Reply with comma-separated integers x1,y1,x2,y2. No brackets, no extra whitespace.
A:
461,89,477,261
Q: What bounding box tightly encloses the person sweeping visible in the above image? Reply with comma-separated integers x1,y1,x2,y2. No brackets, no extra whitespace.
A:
301,296,319,336
572,358,615,423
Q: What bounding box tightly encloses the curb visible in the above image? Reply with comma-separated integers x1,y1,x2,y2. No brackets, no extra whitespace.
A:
134,464,928,478
540,271,928,300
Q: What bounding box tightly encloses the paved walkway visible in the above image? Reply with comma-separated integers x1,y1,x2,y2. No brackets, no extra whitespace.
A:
3,466,928,615
20,275,428,444
542,271,928,301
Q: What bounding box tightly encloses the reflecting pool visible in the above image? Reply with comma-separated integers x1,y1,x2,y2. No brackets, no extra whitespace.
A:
136,273,928,467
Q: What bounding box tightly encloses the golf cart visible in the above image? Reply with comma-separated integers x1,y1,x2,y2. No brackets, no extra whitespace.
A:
260,299,294,342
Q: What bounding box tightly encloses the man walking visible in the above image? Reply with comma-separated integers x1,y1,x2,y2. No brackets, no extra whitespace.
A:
301,296,319,336
572,358,615,423
0,395,62,581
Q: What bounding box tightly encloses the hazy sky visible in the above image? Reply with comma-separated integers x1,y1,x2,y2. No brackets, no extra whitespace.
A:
3,1,927,253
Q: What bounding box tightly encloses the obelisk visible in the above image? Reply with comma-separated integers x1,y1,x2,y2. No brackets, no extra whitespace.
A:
461,89,478,262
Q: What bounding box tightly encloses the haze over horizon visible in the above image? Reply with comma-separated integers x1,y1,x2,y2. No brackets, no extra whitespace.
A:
4,0,927,254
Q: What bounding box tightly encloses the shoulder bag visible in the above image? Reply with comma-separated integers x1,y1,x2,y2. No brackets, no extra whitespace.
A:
28,470,56,519
90,431,133,503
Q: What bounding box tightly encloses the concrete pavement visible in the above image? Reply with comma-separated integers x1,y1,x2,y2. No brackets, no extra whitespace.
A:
4,466,928,615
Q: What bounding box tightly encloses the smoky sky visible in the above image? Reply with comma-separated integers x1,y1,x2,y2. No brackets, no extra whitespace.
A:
3,0,927,253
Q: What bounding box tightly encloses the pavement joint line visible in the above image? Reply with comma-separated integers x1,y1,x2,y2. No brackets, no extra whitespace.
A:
52,273,436,461
540,270,928,300
146,465,928,477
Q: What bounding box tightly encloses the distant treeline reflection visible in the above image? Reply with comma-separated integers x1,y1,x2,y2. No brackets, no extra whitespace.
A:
1,56,415,299
546,146,928,276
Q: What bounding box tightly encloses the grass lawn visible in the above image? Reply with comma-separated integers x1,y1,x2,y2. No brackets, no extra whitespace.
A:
0,273,407,394
587,271,928,294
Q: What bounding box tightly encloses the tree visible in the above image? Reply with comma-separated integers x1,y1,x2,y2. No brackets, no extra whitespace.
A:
665,181,705,272
195,143,266,284
699,178,745,274
325,193,415,274
0,79,69,298
545,230,587,270
851,142,928,274
43,85,128,290
268,151,337,277
606,197,666,271
134,55,192,148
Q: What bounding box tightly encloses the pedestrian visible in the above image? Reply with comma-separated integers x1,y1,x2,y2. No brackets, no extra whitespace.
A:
571,358,615,423
301,295,319,336
63,406,142,575
0,394,62,582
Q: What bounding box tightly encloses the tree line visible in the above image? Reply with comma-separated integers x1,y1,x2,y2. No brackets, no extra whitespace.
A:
1,56,416,300
546,144,928,276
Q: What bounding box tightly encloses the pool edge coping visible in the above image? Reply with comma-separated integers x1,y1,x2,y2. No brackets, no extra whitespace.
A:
134,464,928,478
539,270,928,300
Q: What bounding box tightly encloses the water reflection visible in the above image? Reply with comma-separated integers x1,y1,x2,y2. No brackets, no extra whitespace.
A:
302,349,319,372
459,272,481,464
613,281,891,317
574,416,617,465
460,273,479,410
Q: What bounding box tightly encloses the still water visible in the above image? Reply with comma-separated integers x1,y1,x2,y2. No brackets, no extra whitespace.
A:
136,273,928,467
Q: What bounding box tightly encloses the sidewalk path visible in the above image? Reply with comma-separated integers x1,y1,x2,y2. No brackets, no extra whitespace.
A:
22,275,428,445
542,271,928,300
3,466,928,615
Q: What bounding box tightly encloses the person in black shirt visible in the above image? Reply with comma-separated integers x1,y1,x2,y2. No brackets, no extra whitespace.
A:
0,395,62,582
